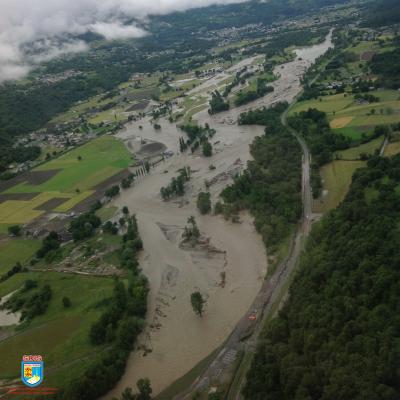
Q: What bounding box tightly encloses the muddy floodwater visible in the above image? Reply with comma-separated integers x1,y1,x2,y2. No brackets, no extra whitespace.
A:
105,32,333,398
0,291,21,327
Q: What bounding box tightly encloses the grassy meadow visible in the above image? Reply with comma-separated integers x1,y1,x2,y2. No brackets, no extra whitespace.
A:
313,160,366,213
336,135,384,160
0,239,40,275
96,206,118,222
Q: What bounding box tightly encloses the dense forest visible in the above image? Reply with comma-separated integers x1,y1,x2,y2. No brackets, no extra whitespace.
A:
288,108,350,166
219,103,302,250
363,0,400,28
0,145,41,174
370,47,400,89
288,108,351,197
243,155,400,400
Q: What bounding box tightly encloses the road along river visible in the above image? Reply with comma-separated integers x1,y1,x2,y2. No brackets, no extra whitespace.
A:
105,31,333,399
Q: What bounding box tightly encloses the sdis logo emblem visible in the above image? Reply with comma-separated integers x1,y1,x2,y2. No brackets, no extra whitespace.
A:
21,355,44,387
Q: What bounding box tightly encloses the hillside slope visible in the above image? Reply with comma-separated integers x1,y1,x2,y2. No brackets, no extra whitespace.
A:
243,155,400,400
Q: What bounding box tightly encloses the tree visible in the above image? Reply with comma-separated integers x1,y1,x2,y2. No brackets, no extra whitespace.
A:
183,216,200,243
103,221,118,235
197,192,211,214
36,231,61,258
8,225,22,237
122,206,130,216
202,140,213,157
374,124,390,137
121,178,131,189
209,90,229,114
105,185,120,198
191,291,205,317
69,212,101,242
137,378,152,400
62,297,72,308
23,279,38,291
115,388,135,400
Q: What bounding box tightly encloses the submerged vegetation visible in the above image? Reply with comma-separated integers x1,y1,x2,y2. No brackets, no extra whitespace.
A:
160,166,191,200
209,90,230,114
219,103,302,250
179,123,216,154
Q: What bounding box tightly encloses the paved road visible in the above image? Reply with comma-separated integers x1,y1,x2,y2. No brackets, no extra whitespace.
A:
380,136,389,156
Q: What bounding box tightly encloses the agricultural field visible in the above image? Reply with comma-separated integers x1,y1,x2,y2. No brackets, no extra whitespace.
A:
0,272,115,384
0,239,40,275
313,160,366,213
290,90,400,141
0,135,131,232
384,141,400,157
336,135,384,160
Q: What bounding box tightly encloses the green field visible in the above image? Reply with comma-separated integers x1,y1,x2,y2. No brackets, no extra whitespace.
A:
88,107,127,124
96,206,118,222
289,93,354,115
336,136,384,160
332,126,370,141
0,136,131,227
0,239,40,275
0,272,114,381
314,160,366,213
8,136,130,194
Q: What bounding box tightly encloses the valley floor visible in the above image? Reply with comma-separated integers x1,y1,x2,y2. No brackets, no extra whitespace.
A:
105,32,333,398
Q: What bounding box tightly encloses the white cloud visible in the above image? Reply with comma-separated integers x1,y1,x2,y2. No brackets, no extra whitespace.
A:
89,22,147,40
0,0,245,83
30,41,89,63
